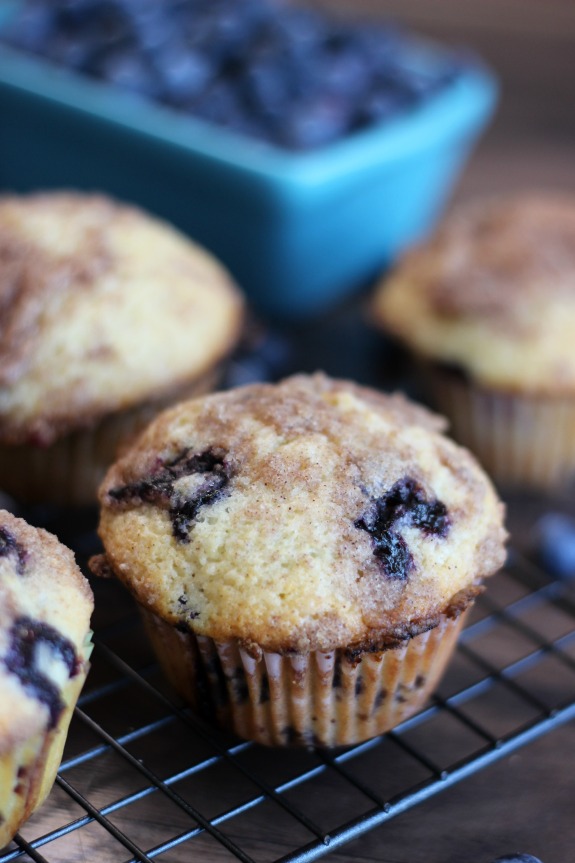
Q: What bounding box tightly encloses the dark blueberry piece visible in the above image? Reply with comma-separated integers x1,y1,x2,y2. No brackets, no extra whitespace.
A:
320,44,371,100
0,526,26,576
243,54,296,121
153,43,215,106
277,94,352,151
355,675,365,696
354,86,409,129
534,513,575,580
491,856,544,863
170,470,229,542
3,4,56,54
223,329,294,388
267,6,326,58
373,529,413,581
42,33,93,70
191,79,246,127
127,4,179,53
4,616,79,729
182,1,263,67
57,0,120,28
109,447,233,542
91,46,160,98
360,477,449,538
355,477,449,580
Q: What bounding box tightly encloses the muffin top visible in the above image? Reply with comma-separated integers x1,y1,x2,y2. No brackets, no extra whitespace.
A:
372,193,575,393
0,510,94,751
94,374,506,656
0,192,244,445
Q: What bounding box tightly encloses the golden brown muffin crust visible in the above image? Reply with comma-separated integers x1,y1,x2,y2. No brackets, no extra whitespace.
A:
95,374,506,655
423,194,575,324
373,193,575,392
0,195,114,387
0,192,244,445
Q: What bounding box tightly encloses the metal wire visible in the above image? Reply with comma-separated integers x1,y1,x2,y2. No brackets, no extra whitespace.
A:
2,540,575,863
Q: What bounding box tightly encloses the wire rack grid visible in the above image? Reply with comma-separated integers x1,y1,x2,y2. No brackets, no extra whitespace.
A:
2,498,575,863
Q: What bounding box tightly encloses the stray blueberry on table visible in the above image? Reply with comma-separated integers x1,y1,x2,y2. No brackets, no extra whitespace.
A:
534,512,575,580
490,855,544,863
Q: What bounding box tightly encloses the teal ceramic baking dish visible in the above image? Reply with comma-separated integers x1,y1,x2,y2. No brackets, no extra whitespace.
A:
0,30,497,320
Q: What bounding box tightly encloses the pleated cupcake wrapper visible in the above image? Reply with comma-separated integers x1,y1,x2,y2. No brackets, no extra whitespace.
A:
141,608,467,748
0,633,93,849
429,368,575,491
0,367,221,506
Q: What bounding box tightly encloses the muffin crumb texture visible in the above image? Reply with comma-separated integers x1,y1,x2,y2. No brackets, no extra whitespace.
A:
97,374,506,655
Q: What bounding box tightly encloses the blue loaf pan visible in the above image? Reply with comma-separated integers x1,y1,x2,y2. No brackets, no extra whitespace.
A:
0,27,497,321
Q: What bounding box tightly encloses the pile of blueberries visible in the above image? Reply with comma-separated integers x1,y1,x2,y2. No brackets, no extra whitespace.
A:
1,0,461,151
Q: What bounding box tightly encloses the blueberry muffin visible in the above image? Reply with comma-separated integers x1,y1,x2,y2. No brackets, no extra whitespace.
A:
0,509,93,847
92,373,506,747
372,193,575,489
0,191,244,505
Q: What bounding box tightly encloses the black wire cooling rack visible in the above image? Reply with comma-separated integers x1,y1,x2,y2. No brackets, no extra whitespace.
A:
3,495,575,863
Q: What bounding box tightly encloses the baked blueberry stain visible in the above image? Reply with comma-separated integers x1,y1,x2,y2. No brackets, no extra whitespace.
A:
202,654,229,709
332,661,342,689
229,667,249,704
355,477,450,580
0,526,26,576
373,688,388,711
4,616,79,730
108,447,233,542
259,674,270,704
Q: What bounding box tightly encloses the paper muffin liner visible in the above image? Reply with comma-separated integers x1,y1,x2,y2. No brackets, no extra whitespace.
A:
0,367,221,506
427,365,575,491
0,633,93,849
141,606,468,748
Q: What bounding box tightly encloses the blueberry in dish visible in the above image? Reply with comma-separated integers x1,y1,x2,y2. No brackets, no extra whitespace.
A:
2,0,464,151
